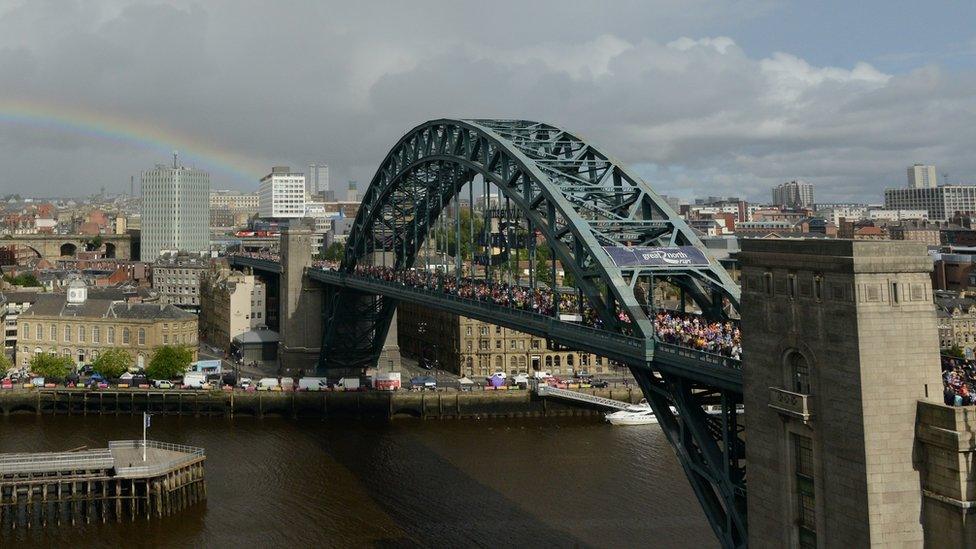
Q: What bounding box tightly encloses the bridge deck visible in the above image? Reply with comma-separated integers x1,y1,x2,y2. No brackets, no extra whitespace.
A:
535,385,635,410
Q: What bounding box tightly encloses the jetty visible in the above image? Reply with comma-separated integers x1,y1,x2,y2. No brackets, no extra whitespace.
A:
0,440,205,528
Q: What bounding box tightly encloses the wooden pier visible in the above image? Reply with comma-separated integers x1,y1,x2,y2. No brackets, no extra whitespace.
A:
0,440,205,529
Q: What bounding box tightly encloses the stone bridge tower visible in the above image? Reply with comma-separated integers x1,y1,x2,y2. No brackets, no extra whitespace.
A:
278,219,323,375
739,240,942,547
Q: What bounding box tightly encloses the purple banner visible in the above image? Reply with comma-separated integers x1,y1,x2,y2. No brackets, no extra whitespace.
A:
603,246,710,268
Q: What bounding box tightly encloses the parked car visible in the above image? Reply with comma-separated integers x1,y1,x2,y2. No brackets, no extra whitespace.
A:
590,379,609,388
239,377,253,390
154,380,174,389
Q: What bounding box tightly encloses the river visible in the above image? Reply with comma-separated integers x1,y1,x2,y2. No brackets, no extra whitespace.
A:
0,415,712,548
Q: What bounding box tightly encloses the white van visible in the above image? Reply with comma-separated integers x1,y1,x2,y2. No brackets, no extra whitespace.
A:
182,372,206,389
257,377,279,391
298,377,327,391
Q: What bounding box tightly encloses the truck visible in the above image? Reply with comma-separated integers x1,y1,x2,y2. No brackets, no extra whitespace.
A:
182,372,206,389
298,377,327,391
335,377,361,391
373,372,401,391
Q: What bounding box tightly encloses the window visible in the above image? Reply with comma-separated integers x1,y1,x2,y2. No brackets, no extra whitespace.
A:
108,327,115,344
763,272,773,295
36,324,43,341
50,324,56,341
64,325,71,342
123,328,130,344
163,335,169,344
891,281,900,304
78,325,85,342
788,274,797,299
813,275,823,301
22,323,29,340
92,326,100,343
788,352,811,394
793,433,817,548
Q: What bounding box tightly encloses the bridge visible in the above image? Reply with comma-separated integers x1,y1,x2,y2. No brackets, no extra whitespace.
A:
2,233,133,261
231,119,747,547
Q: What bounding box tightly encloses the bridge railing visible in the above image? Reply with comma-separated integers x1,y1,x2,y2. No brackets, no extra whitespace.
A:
310,269,651,358
653,340,742,371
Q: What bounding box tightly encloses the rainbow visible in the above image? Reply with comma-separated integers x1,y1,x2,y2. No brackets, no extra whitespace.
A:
0,97,268,185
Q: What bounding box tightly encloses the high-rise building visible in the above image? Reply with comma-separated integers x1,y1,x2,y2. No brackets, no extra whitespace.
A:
908,164,938,189
347,180,358,203
308,162,329,197
771,180,815,209
884,185,976,221
140,160,210,260
258,166,307,219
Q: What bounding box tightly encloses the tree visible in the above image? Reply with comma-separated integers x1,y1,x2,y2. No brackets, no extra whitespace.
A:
91,348,131,378
0,353,11,374
86,235,104,252
3,273,41,287
947,344,966,359
29,353,73,380
146,346,193,380
322,242,345,262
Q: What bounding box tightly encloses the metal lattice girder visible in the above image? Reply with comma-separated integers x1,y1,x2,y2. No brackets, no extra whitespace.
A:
326,119,739,367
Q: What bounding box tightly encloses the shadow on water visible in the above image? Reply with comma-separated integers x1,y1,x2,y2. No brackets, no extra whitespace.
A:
0,414,712,548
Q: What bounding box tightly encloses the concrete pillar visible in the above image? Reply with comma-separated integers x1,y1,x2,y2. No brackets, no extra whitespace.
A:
278,219,323,375
738,239,942,547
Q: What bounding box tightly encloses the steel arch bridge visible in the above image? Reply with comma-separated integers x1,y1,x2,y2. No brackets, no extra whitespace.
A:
305,119,746,547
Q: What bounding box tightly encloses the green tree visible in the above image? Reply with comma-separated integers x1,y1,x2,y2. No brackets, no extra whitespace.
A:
29,353,73,380
146,346,193,380
0,353,12,374
91,348,131,378
946,344,966,359
3,273,41,287
322,242,345,262
86,235,104,252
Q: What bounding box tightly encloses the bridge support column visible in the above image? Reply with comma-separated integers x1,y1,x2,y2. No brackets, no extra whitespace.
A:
278,219,323,375
739,239,942,547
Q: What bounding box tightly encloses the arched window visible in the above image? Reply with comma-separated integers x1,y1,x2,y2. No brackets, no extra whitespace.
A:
22,323,29,340
92,326,100,343
78,325,85,342
494,356,503,371
786,351,811,394
37,324,43,341
518,356,526,369
554,355,561,367
138,329,146,346
50,324,56,341
64,325,71,342
567,354,575,366
509,356,518,373
108,327,115,344
545,356,553,367
123,328,130,345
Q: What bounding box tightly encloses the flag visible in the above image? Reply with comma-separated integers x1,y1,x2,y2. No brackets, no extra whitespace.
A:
144,413,151,429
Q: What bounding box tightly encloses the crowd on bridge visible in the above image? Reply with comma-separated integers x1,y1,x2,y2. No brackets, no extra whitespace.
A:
653,309,741,360
230,254,743,360
943,356,976,406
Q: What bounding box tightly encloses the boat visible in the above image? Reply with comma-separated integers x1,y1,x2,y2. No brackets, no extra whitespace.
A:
605,401,657,425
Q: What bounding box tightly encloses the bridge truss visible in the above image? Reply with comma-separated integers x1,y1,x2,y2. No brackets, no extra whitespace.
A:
315,119,745,547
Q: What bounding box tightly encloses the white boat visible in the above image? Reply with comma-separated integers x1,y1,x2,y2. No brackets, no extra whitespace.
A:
606,401,657,425
605,408,658,425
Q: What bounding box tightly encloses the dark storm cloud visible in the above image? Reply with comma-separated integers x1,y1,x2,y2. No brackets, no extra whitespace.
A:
0,0,973,202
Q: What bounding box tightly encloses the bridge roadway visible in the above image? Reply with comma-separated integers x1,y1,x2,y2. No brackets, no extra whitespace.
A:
227,255,742,391
308,268,742,392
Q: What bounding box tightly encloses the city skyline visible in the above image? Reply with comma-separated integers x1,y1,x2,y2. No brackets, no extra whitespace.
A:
0,1,974,202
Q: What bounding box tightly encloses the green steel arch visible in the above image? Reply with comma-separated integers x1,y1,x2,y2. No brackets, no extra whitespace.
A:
322,119,738,370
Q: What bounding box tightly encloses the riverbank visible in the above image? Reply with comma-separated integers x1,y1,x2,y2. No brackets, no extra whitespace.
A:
0,387,645,419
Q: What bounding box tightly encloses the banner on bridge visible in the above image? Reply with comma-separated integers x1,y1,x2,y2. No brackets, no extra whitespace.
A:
603,246,710,268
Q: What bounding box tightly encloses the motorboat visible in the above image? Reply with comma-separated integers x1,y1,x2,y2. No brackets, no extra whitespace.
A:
605,401,657,426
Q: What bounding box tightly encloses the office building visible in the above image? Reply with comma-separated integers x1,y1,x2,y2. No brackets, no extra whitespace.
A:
151,253,209,313
210,190,260,211
259,167,307,219
884,186,976,222
771,180,815,209
347,181,358,203
199,265,267,352
16,278,197,370
308,163,329,197
908,164,938,189
141,161,210,260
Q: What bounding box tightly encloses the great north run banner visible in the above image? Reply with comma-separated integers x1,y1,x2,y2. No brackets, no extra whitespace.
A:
603,246,710,268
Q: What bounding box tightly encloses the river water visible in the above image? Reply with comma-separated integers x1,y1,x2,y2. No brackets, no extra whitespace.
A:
0,415,712,548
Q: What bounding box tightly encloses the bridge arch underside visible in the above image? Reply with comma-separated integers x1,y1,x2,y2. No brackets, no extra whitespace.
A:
316,119,745,547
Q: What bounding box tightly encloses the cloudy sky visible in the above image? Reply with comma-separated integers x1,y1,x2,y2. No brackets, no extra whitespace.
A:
0,0,974,203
